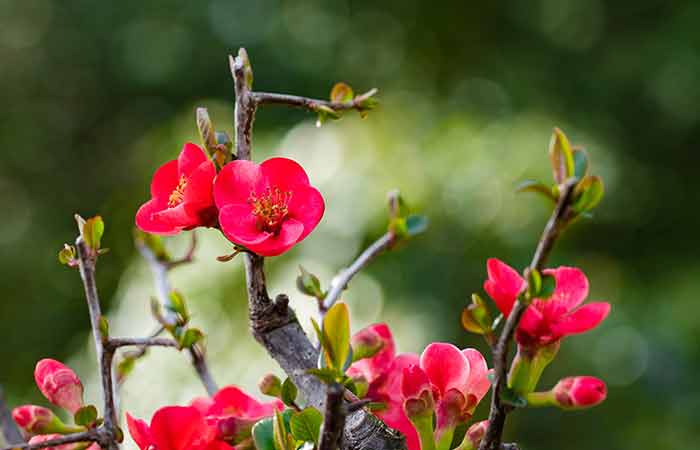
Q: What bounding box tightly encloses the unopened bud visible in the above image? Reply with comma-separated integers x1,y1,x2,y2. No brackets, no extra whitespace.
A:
351,328,385,362
296,266,323,299
13,405,54,434
258,374,282,398
553,376,607,410
34,359,84,414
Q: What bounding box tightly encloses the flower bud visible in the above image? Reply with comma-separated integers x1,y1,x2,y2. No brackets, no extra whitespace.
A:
13,406,53,434
553,376,606,410
351,327,385,362
258,374,282,398
34,359,84,414
464,420,489,450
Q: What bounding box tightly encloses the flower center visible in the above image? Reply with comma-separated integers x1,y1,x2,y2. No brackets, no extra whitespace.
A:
248,186,292,233
168,176,187,207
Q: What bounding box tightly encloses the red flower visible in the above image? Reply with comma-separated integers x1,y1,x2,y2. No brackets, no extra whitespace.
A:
34,359,83,414
552,376,607,409
190,385,283,443
213,158,324,256
408,343,490,434
136,143,217,235
347,324,420,450
483,259,611,349
127,406,229,450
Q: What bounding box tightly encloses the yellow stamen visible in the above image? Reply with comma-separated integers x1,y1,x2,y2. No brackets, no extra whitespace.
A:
168,176,187,207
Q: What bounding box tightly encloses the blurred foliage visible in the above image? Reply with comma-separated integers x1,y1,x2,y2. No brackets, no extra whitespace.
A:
1,1,698,449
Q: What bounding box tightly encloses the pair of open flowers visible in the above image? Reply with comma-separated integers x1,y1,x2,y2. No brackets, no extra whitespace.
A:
136,143,325,256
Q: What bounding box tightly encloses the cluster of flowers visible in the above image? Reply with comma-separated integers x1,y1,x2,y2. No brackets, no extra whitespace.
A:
136,143,324,256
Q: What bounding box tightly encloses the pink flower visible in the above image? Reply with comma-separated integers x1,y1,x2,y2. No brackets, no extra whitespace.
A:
553,376,607,410
12,405,54,434
34,359,83,414
127,406,229,450
136,143,217,235
214,157,324,256
409,344,490,434
483,260,611,349
191,385,283,443
347,324,420,450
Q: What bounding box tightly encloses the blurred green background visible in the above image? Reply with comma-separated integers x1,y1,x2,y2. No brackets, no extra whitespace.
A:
1,0,697,449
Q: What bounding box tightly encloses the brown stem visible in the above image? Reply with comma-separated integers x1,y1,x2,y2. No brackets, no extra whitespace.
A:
75,238,118,450
0,385,23,446
318,383,346,450
229,48,406,450
322,232,394,315
478,178,578,450
135,240,219,396
107,337,178,350
253,89,378,113
0,429,104,450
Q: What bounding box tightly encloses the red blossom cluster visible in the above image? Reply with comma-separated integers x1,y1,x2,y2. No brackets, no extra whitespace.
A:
136,143,324,256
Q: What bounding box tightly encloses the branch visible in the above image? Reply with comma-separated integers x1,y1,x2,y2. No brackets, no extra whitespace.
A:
229,48,406,450
322,232,394,314
107,337,178,350
318,383,346,450
0,385,23,446
253,89,378,114
135,240,219,396
75,238,118,450
0,429,102,450
479,178,578,450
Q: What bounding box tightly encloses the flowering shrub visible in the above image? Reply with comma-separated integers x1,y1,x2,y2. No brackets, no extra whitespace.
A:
5,49,611,450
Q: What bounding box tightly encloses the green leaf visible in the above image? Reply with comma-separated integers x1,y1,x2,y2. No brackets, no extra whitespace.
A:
196,107,217,156
461,295,493,335
83,216,105,251
548,128,575,184
99,317,109,339
306,368,341,384
405,215,428,237
179,328,204,349
330,82,354,103
516,180,557,203
116,357,136,383
58,244,77,266
538,274,556,300
572,147,589,178
310,318,335,369
571,175,604,214
281,378,298,407
74,405,98,427
252,410,293,450
296,266,323,299
289,408,323,444
273,410,289,450
133,229,170,262
167,290,188,319
322,303,351,371
527,269,542,299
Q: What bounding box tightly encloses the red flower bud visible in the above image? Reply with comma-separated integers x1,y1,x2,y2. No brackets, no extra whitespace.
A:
34,359,83,413
465,420,489,450
553,376,607,410
12,405,54,434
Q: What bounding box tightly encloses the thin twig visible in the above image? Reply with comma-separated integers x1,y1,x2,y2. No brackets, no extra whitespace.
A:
253,89,378,113
318,383,346,450
479,178,578,450
322,232,394,315
135,240,219,396
0,429,103,450
107,337,178,350
166,232,197,269
75,238,118,450
0,385,23,446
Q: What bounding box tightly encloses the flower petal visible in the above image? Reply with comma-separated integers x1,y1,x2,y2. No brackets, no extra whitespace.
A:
484,259,525,317
543,267,589,311
177,143,209,178
126,413,153,450
150,159,179,199
376,402,420,450
247,218,305,256
153,203,198,230
150,406,203,450
218,204,270,246
348,324,396,384
461,348,490,404
401,365,431,400
260,157,310,191
420,343,469,398
184,161,216,206
287,185,325,242
378,352,421,401
214,160,264,208
552,302,610,337
208,386,283,420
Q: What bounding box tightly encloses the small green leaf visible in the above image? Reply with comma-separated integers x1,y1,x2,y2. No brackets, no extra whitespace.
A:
74,405,98,427
461,295,493,335
296,266,323,299
572,147,589,178
548,128,575,184
330,82,354,103
167,290,188,320
290,408,323,444
196,107,218,156
571,175,604,214
322,303,351,371
405,215,428,237
58,244,77,266
538,274,556,300
273,410,289,450
83,216,105,251
527,269,542,299
116,357,136,383
99,317,109,339
306,368,341,384
281,378,298,407
179,328,204,349
516,180,557,203
252,410,293,450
